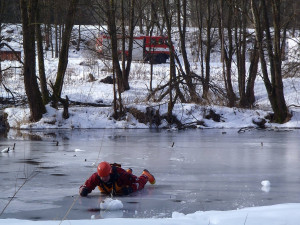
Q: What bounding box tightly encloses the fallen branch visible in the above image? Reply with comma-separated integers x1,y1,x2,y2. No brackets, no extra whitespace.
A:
1,82,16,102
68,100,112,107
288,104,300,108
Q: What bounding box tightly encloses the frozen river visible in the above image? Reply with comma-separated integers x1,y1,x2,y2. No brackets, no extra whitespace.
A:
0,129,300,220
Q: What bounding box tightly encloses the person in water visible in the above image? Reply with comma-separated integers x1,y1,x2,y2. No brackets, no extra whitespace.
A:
79,161,155,196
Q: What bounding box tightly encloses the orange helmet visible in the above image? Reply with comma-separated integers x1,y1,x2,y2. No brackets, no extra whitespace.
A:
97,161,111,177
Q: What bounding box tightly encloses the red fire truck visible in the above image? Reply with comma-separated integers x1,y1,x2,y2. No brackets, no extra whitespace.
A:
96,34,171,64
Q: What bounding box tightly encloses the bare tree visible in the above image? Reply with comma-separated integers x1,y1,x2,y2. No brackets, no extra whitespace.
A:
194,0,205,96
162,0,176,120
218,0,236,107
35,1,50,104
175,0,201,103
20,0,46,121
0,0,6,84
99,0,136,93
244,39,259,107
251,0,290,123
122,0,136,91
105,0,124,117
232,0,259,108
52,0,79,109
201,0,218,100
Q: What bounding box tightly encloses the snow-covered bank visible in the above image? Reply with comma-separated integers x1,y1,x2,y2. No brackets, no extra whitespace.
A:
2,57,300,130
1,203,300,225
4,103,300,130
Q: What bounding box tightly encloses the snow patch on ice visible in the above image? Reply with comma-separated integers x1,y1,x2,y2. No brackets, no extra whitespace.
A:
261,180,271,192
100,198,123,211
261,180,271,187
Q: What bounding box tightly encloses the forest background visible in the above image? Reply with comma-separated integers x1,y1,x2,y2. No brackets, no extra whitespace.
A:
1,0,300,130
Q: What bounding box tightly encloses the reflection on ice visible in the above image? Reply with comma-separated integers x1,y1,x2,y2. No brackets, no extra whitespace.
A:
261,185,271,193
100,210,123,219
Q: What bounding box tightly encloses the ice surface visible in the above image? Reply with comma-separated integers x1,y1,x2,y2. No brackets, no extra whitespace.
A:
1,129,300,220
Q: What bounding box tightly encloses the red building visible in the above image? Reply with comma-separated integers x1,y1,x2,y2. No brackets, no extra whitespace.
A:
0,50,21,61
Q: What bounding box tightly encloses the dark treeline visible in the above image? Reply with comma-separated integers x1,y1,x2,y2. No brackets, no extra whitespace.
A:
1,0,300,125
0,0,95,25
1,0,299,28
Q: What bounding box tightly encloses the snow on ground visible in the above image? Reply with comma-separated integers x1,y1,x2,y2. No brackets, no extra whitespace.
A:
1,24,300,130
3,71,300,130
1,203,300,225
3,99,300,130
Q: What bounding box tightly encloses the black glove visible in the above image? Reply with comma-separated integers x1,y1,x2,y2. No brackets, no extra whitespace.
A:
79,186,89,197
122,187,133,195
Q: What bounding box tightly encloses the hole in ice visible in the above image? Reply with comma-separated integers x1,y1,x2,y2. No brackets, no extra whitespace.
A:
51,173,67,176
40,166,58,169
29,216,42,220
88,208,100,212
17,159,40,165
172,199,183,203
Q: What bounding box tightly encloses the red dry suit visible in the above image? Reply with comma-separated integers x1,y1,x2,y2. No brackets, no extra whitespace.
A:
80,166,148,196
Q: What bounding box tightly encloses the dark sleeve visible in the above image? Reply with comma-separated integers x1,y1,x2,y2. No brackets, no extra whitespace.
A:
116,167,137,186
83,172,100,193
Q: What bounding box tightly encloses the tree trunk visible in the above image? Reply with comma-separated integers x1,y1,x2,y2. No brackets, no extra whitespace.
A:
195,0,205,96
52,0,79,107
244,40,259,107
124,0,135,90
218,0,236,107
235,0,246,107
35,3,50,105
121,0,127,92
54,24,58,58
163,0,175,120
202,1,212,100
76,24,81,51
251,0,289,123
149,3,155,94
0,1,4,84
270,0,289,123
176,0,200,103
20,0,46,121
106,0,124,94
